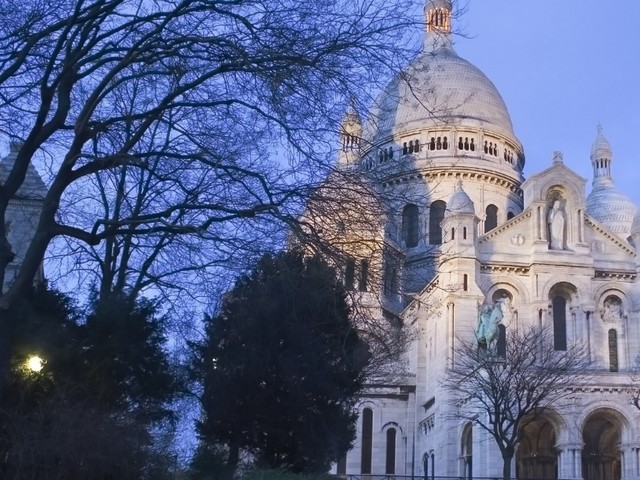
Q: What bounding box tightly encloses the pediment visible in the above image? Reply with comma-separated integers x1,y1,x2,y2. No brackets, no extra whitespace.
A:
522,159,587,209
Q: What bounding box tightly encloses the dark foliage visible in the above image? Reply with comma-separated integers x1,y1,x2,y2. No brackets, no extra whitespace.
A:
194,250,367,475
0,285,180,480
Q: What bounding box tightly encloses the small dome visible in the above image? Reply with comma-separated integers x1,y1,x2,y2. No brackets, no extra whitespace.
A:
586,125,636,237
586,185,636,237
446,180,474,216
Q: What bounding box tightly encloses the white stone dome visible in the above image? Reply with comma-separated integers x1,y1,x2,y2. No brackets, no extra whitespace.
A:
586,127,636,237
446,180,474,215
363,46,516,144
587,184,636,237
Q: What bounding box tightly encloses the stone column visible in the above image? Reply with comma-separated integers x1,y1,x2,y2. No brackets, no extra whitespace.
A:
621,444,640,480
557,444,583,480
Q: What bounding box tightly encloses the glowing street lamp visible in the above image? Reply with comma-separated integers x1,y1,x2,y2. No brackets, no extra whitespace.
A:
26,355,44,373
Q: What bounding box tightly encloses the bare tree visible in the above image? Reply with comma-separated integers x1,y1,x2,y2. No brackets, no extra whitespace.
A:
0,0,424,390
442,325,590,480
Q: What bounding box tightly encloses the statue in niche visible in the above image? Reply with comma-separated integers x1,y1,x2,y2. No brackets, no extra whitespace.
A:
602,296,623,323
476,299,504,351
548,200,565,250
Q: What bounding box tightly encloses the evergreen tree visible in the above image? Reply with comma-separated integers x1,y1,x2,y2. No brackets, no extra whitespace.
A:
195,250,367,476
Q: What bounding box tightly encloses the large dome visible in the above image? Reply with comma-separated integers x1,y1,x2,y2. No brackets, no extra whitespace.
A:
363,45,516,144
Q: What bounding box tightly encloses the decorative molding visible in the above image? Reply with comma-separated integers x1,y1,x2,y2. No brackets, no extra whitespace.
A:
594,270,636,281
479,211,532,242
584,216,635,256
419,414,435,435
481,264,530,275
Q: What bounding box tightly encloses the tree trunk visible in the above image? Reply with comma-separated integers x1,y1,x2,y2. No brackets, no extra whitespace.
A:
502,452,513,480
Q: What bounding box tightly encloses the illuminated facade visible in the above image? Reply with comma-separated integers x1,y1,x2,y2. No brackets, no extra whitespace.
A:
332,1,640,478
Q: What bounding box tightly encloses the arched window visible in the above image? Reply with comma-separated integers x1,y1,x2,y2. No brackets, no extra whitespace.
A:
463,226,467,239
507,211,515,220
451,227,455,240
609,329,619,372
463,274,468,291
552,296,567,351
429,201,446,245
430,137,436,150
458,137,464,150
402,204,419,248
361,408,373,474
385,428,396,474
485,204,498,232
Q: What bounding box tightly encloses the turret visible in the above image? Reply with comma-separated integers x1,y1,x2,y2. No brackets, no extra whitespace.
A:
338,103,363,166
439,180,479,292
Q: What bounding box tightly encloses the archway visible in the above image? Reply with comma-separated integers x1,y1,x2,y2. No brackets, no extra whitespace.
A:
517,415,557,479
582,409,622,480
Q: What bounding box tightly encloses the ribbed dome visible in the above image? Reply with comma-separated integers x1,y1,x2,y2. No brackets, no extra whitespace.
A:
363,46,516,143
446,180,474,215
587,184,636,237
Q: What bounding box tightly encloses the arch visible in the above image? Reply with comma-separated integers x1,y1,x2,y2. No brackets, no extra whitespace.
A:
402,204,419,248
485,204,498,232
429,200,446,245
463,274,468,292
517,412,559,480
482,279,528,306
361,407,373,474
582,408,625,480
507,211,515,220
460,423,472,480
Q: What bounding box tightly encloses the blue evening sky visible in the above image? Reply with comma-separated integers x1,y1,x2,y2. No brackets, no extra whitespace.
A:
453,0,640,206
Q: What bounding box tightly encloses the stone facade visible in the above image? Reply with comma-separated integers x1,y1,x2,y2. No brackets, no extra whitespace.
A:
330,1,640,479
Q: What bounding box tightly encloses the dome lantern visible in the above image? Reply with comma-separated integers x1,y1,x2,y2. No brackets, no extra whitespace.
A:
590,124,613,185
424,0,453,51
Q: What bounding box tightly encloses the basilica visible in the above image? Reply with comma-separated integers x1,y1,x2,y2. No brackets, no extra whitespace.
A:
329,1,640,478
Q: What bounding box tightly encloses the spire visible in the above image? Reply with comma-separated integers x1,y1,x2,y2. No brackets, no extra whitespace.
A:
424,0,453,51
590,124,613,185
